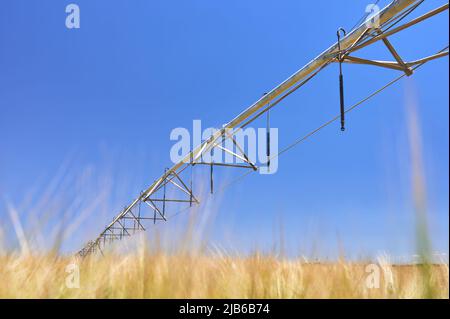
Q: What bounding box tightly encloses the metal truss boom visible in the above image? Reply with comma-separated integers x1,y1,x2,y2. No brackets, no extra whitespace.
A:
78,0,448,256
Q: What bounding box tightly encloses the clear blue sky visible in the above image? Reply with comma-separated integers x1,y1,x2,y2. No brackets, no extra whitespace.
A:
0,0,448,260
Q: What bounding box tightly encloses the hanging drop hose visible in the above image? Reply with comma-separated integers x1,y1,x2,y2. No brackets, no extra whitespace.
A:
262,92,271,171
337,27,346,131
210,134,214,194
190,150,193,206
210,161,214,194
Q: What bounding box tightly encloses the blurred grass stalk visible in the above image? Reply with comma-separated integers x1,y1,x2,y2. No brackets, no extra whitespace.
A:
405,81,435,298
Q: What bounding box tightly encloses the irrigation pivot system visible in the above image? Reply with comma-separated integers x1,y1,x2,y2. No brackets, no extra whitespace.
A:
79,0,449,256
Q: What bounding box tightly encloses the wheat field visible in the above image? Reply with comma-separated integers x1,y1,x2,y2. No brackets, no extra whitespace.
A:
1,91,447,300
0,251,448,299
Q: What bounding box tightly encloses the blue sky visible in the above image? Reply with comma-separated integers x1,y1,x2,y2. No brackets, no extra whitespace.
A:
0,0,448,259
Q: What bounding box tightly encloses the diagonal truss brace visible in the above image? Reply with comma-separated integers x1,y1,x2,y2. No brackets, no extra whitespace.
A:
332,3,449,76
341,50,448,71
338,27,414,75
144,170,200,221
192,129,258,171
336,29,414,75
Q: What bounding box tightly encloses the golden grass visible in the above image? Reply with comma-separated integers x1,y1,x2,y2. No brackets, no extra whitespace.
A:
0,252,448,299
1,83,446,300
